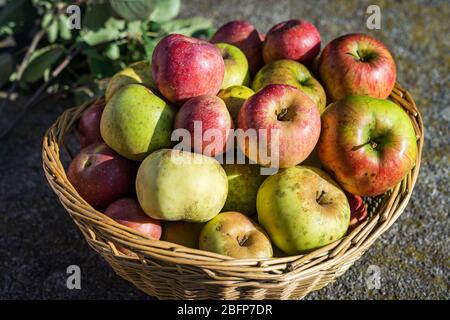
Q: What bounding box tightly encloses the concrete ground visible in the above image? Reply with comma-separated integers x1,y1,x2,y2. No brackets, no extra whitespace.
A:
0,0,448,299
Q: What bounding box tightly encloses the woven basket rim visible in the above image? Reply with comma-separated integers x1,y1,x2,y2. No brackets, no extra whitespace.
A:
42,82,424,283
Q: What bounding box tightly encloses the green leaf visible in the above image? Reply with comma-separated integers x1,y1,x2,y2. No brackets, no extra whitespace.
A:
82,2,114,31
105,44,120,60
58,14,72,40
84,48,120,79
159,17,213,36
109,0,157,21
150,0,180,23
127,20,142,37
47,19,59,43
143,36,162,61
80,18,125,46
0,53,14,88
0,0,36,35
21,44,64,84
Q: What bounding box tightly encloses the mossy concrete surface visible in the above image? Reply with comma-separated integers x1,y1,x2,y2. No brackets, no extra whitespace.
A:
0,0,448,299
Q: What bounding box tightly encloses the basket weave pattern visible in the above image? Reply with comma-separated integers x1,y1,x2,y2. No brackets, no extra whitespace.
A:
42,83,423,299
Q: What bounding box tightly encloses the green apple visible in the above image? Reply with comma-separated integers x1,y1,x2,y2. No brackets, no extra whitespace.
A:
199,211,273,258
215,43,250,90
105,60,155,102
252,59,326,113
136,149,228,222
257,166,350,255
161,221,205,249
100,84,176,161
221,163,266,216
217,85,254,120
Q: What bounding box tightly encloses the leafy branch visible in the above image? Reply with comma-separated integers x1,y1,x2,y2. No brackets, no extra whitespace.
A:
0,0,215,138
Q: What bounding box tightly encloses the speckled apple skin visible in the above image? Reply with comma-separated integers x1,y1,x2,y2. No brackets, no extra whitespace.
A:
211,20,264,75
67,142,137,210
252,59,326,113
318,33,396,101
152,34,224,105
263,19,321,65
237,84,321,168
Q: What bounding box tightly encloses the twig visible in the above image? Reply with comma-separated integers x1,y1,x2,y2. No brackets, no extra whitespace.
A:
0,45,83,139
0,19,51,111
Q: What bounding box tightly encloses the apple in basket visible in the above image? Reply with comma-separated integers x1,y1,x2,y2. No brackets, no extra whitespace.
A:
318,33,396,101
211,20,264,75
174,95,234,157
136,149,228,222
262,19,321,65
317,95,418,196
161,221,205,249
237,84,321,168
100,84,176,161
76,101,104,148
199,211,273,258
257,166,350,255
67,142,137,210
215,43,250,89
344,192,368,229
152,34,224,105
252,59,327,113
105,60,156,102
221,163,266,216
105,198,162,255
217,85,254,121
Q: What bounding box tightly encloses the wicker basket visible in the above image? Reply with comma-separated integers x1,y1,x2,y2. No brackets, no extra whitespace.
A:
42,83,423,300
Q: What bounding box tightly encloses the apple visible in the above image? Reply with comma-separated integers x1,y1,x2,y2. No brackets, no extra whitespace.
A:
67,142,137,210
199,211,273,258
215,43,250,89
252,59,327,113
136,149,228,222
174,95,233,157
211,20,264,75
344,192,368,229
317,95,417,196
105,60,155,102
217,85,254,121
237,84,321,168
100,84,176,161
263,19,321,65
318,33,396,101
161,221,205,249
76,101,104,148
221,163,266,216
257,166,350,254
105,198,162,239
152,34,224,105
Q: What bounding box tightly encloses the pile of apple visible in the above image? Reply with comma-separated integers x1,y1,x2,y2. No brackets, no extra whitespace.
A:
69,19,418,258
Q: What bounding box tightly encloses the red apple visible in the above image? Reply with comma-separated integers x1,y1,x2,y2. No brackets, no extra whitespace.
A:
76,101,104,148
344,192,368,229
67,142,137,209
318,33,396,101
174,95,233,157
317,96,417,196
105,198,162,240
237,84,321,168
263,19,321,65
211,20,264,75
152,34,224,105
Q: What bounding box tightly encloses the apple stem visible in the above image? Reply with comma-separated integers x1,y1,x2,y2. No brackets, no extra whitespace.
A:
316,190,327,205
352,140,378,151
237,235,249,247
